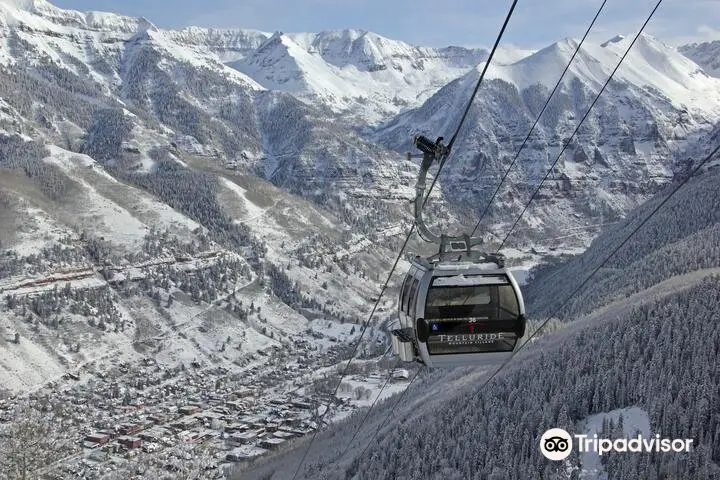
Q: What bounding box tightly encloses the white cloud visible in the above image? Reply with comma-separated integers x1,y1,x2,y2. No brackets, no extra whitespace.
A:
665,25,720,46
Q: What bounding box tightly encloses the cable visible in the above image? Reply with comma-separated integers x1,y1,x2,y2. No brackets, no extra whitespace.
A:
289,225,414,480
470,0,608,238
355,369,421,462
481,140,719,388
351,0,677,470
338,359,403,459
496,0,663,252
447,0,518,150
291,3,520,477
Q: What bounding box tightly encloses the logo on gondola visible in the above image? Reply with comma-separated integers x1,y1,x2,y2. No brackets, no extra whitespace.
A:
437,333,505,344
540,428,573,461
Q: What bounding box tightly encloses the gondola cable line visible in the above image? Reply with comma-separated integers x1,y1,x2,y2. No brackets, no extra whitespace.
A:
356,128,718,480
469,0,609,239
338,2,614,456
355,0,670,465
289,2,518,478
495,0,663,253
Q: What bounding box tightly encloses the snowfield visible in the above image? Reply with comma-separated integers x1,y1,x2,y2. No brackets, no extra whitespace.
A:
578,407,652,480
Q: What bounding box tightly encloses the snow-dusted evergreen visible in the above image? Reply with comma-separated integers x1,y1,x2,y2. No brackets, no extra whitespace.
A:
1,0,719,478
238,153,720,480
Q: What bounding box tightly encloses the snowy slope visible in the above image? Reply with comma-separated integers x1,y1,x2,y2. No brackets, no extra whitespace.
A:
679,40,720,78
230,29,488,123
0,1,415,395
371,34,720,249
165,27,270,63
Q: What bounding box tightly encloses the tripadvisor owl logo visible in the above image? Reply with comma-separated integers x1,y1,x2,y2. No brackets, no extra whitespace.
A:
540,427,694,460
540,428,573,461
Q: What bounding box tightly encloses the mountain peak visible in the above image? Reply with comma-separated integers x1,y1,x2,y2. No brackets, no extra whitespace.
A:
137,16,158,33
0,0,50,11
0,0,54,17
601,34,626,47
254,30,292,55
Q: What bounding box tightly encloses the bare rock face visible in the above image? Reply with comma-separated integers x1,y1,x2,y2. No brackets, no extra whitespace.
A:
369,35,720,244
2,0,720,253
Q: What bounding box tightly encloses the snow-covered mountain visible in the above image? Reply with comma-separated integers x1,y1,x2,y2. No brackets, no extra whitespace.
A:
0,0,434,224
372,34,720,247
229,29,489,124
1,0,718,389
679,40,720,78
165,27,270,63
2,0,720,477
0,0,424,397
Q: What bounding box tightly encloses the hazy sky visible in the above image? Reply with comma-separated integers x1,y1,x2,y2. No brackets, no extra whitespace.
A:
51,0,720,48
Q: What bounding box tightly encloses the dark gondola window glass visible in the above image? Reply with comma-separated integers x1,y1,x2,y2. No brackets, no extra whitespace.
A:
407,278,419,316
401,274,414,314
498,285,520,316
425,285,493,319
399,274,413,313
425,275,520,321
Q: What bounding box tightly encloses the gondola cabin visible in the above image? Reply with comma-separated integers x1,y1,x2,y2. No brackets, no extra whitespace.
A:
393,257,526,368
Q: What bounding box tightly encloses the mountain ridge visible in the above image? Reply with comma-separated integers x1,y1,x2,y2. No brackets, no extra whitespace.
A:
679,40,720,78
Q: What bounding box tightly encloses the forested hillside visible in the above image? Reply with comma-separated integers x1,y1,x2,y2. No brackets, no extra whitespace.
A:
2,2,720,478
524,123,720,319
238,152,720,480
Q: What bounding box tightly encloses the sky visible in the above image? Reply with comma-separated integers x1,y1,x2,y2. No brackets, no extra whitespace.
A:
50,0,720,48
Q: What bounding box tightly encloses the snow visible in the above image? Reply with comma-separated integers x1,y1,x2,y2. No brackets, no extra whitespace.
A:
219,178,267,220
493,45,537,65
479,34,720,118
336,374,409,409
144,28,264,91
165,27,270,63
43,146,201,240
578,406,651,480
231,30,486,123
0,336,66,392
308,318,361,349
432,274,508,286
50,178,148,248
11,205,68,256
